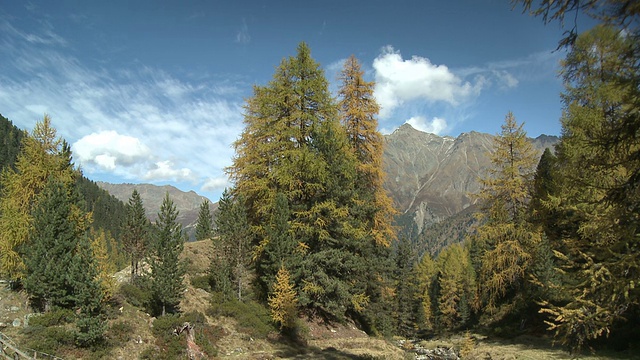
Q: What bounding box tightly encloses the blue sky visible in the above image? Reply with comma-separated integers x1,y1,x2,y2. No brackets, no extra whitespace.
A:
0,1,588,202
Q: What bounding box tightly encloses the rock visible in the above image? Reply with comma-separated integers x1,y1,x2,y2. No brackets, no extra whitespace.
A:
23,313,36,327
9,306,19,312
0,322,7,328
12,318,21,327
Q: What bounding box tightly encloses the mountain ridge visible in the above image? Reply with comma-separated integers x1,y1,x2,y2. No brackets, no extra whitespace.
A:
382,123,557,233
96,181,216,241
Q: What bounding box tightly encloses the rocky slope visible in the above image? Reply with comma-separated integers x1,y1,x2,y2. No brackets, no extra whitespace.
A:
383,123,557,233
96,182,216,240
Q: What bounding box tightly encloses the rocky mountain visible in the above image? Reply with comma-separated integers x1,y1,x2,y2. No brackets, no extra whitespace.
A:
96,182,216,241
382,123,558,234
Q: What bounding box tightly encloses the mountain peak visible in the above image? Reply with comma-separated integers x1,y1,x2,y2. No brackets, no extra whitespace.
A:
392,122,419,135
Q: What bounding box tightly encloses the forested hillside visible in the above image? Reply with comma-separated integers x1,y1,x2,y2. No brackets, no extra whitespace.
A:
0,114,25,172
0,115,128,270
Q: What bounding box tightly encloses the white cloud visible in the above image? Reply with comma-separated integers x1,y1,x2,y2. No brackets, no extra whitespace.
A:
144,161,195,182
201,176,230,192
373,46,481,118
406,116,448,135
494,70,519,88
72,131,151,171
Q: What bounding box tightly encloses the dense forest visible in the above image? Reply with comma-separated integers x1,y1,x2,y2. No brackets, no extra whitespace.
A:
0,0,638,358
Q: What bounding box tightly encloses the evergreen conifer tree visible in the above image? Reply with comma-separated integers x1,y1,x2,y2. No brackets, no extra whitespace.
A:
25,178,84,310
393,235,418,336
195,199,214,241
122,189,149,282
211,188,251,300
24,177,105,344
149,193,186,316
73,231,106,347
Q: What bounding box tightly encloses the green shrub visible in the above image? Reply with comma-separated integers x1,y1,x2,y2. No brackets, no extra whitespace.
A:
208,293,275,339
190,275,211,292
22,325,74,355
106,320,133,346
118,282,151,308
28,308,74,327
148,314,187,360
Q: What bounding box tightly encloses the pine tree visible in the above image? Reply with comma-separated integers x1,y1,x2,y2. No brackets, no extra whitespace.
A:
414,252,438,332
90,228,117,303
24,178,84,310
195,199,214,241
529,148,562,241
435,244,476,330
268,265,298,330
471,112,540,313
122,189,149,282
539,25,640,351
393,235,418,336
338,55,396,247
149,193,186,316
0,114,25,172
73,231,106,347
211,188,251,300
0,115,76,280
257,192,299,299
24,176,105,343
336,55,398,331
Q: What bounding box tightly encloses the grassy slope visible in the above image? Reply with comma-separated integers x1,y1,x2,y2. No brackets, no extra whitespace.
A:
1,240,636,359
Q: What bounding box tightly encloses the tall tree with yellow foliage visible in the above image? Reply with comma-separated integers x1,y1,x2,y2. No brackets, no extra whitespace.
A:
0,115,77,281
338,55,396,248
471,112,539,313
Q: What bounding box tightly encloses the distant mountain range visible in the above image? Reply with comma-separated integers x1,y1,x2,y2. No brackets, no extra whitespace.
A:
96,182,216,241
95,124,557,249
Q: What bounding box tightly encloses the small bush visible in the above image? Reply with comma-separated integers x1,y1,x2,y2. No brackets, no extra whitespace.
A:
208,293,275,339
118,282,151,308
106,320,133,346
22,325,74,355
28,308,74,327
149,314,187,360
190,275,211,292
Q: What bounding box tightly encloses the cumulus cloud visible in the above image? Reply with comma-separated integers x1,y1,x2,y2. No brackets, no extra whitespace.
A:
406,116,448,135
373,46,481,118
73,131,151,171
